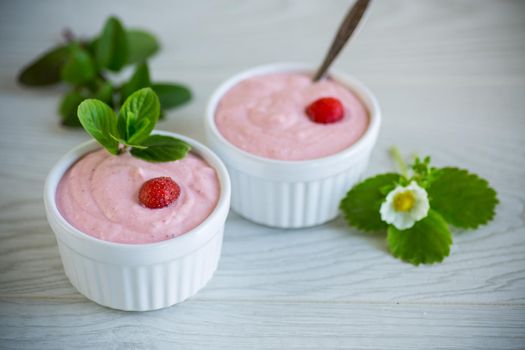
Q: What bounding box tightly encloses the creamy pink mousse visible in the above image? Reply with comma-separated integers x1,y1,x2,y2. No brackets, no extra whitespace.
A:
215,72,369,160
56,149,220,244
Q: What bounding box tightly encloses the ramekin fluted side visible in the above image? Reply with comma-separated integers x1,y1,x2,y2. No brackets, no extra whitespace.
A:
55,228,223,311
227,154,370,228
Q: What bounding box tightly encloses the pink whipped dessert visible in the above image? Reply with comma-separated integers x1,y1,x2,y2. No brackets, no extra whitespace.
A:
56,149,220,244
215,72,369,161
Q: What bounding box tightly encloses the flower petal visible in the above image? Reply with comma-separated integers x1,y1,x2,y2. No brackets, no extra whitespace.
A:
380,181,430,230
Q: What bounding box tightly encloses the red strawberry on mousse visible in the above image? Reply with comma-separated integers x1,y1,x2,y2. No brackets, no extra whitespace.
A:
139,177,181,209
306,97,345,124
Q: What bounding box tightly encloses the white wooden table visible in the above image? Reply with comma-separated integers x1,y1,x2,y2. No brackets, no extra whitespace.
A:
1,0,524,348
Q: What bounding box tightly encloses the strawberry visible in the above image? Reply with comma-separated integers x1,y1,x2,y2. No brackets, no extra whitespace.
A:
139,177,180,209
305,97,345,124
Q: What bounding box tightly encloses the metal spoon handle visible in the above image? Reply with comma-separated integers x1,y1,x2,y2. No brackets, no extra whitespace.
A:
312,0,371,82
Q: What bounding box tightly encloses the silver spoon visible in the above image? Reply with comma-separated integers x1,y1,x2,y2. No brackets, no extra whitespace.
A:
312,0,371,82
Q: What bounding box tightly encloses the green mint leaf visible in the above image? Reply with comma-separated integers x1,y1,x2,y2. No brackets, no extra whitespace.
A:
126,30,160,64
120,63,151,103
428,167,498,229
94,81,114,106
340,173,401,231
18,45,70,86
387,210,452,265
77,99,119,155
117,87,159,145
59,90,84,127
151,83,192,110
85,38,98,57
60,45,96,85
95,16,128,72
108,133,147,149
130,134,191,162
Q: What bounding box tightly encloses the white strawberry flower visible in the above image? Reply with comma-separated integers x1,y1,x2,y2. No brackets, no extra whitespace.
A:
380,181,430,230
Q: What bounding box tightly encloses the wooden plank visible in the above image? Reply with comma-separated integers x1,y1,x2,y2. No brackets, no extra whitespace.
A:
1,209,524,304
1,299,524,350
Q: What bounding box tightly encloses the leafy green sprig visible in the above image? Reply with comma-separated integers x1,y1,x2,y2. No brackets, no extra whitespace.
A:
18,16,191,127
78,87,190,162
340,147,499,265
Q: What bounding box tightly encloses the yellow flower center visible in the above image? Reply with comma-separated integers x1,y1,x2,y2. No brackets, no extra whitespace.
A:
393,191,415,212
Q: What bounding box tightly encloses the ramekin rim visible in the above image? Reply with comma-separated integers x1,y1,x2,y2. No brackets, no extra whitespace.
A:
205,62,381,167
43,130,231,251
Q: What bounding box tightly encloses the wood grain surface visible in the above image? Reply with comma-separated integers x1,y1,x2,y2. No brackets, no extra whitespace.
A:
1,0,524,349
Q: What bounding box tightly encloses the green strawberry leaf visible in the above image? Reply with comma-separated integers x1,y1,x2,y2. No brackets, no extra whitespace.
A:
130,134,191,162
387,210,452,265
18,45,70,86
151,83,192,110
117,87,159,145
340,173,401,231
126,30,160,64
428,167,498,229
77,99,119,155
95,16,128,72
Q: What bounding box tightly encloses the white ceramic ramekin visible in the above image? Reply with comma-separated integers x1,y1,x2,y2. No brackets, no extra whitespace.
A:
205,63,380,228
43,131,231,311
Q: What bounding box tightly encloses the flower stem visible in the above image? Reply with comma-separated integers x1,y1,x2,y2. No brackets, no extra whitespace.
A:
118,145,129,155
62,28,75,43
389,146,408,178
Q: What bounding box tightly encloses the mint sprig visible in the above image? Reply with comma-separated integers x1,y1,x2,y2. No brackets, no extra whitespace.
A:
17,16,191,127
78,87,190,163
340,147,498,265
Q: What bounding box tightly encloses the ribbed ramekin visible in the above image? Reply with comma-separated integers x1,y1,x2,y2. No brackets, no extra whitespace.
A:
205,63,380,228
43,131,231,311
